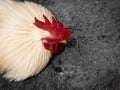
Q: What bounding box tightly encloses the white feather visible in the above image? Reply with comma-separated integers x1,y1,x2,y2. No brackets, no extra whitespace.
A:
0,0,53,81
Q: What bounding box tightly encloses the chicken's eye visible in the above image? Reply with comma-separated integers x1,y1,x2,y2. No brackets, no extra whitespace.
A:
50,40,54,42
42,38,58,45
49,40,56,44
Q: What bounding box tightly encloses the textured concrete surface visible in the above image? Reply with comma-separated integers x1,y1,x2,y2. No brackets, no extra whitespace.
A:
0,0,120,90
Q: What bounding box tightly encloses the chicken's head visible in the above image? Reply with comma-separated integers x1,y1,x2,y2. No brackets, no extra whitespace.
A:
33,15,70,55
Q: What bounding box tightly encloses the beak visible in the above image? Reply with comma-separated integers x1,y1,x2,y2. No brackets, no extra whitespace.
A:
60,40,67,44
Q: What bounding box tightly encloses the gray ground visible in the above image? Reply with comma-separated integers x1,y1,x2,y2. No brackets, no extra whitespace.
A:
0,0,120,90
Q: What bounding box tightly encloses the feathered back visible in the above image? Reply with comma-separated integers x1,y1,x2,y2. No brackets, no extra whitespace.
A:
0,0,53,81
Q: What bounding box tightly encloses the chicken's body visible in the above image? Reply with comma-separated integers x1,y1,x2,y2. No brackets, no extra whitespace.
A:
0,0,53,81
0,0,70,81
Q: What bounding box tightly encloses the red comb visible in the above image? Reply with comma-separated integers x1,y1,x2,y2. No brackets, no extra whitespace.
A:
33,15,70,40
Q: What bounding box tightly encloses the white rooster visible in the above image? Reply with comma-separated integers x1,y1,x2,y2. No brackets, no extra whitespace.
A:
0,0,70,81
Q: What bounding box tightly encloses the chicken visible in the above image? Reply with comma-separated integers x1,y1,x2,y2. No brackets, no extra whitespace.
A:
0,0,70,81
